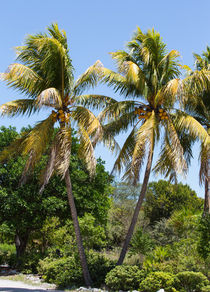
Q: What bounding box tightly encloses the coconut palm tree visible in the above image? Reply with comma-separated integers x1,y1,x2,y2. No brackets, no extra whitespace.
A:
180,47,210,214
88,28,209,265
0,23,108,286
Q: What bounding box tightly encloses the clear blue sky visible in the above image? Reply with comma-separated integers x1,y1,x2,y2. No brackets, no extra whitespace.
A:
0,0,209,197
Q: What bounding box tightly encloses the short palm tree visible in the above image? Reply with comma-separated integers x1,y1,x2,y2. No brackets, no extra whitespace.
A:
181,47,210,214
90,28,209,264
0,24,106,286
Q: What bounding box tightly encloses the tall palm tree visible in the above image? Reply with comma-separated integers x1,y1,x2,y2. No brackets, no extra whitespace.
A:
89,28,209,265
0,23,107,286
181,47,210,214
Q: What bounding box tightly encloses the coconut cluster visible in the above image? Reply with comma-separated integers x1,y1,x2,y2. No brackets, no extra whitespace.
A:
134,107,168,120
51,109,70,123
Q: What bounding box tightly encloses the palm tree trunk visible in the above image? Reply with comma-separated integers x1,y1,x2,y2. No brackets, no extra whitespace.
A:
204,151,210,214
64,170,92,287
117,147,154,265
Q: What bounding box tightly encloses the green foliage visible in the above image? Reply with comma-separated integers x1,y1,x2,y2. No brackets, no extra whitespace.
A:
197,214,210,260
201,285,210,292
139,271,177,292
129,228,154,256
0,243,16,267
78,213,107,250
106,182,145,247
38,251,114,288
175,271,209,292
105,265,145,291
144,180,203,225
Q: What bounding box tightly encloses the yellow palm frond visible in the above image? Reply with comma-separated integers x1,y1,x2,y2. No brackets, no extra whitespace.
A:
129,112,155,182
72,106,102,136
166,119,187,174
177,114,210,147
77,125,96,177
0,63,43,97
73,60,103,95
0,135,26,162
21,114,56,171
0,99,39,117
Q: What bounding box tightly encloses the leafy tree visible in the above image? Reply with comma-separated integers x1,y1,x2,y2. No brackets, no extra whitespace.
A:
0,23,112,285
144,180,203,225
0,126,111,260
89,27,203,264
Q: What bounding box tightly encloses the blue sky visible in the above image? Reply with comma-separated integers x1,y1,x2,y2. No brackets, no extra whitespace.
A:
0,0,209,196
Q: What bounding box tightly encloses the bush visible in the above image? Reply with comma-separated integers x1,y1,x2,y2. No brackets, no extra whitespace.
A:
105,265,145,291
38,251,114,288
0,243,16,267
201,286,210,292
175,271,209,292
139,271,177,292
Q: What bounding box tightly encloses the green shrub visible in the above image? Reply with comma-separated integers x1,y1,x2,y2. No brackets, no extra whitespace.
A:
139,271,177,292
105,265,145,291
38,256,82,287
175,271,209,292
0,243,16,267
38,251,114,288
87,251,115,287
201,285,210,292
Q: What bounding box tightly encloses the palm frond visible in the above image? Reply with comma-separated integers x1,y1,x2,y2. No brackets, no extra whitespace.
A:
36,87,62,108
73,94,117,110
0,99,39,117
73,60,103,95
166,118,187,174
1,64,44,97
177,114,210,147
77,125,96,177
98,100,136,122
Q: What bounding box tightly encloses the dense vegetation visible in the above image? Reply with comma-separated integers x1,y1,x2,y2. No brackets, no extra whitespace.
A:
0,24,209,291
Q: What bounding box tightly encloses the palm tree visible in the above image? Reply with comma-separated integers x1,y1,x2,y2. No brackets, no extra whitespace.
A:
181,47,210,214
0,23,107,286
89,28,209,265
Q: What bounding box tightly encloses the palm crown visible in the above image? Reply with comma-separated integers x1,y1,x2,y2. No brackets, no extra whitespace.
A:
94,28,188,184
0,23,102,186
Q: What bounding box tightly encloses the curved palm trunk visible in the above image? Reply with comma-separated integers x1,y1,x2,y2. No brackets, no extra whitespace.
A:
117,147,154,265
204,151,210,214
64,170,92,287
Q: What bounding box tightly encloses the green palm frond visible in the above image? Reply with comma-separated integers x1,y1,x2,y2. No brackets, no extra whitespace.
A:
0,99,39,117
177,114,210,147
98,100,136,122
112,128,136,175
73,94,117,110
72,106,102,136
1,64,44,97
73,60,103,95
